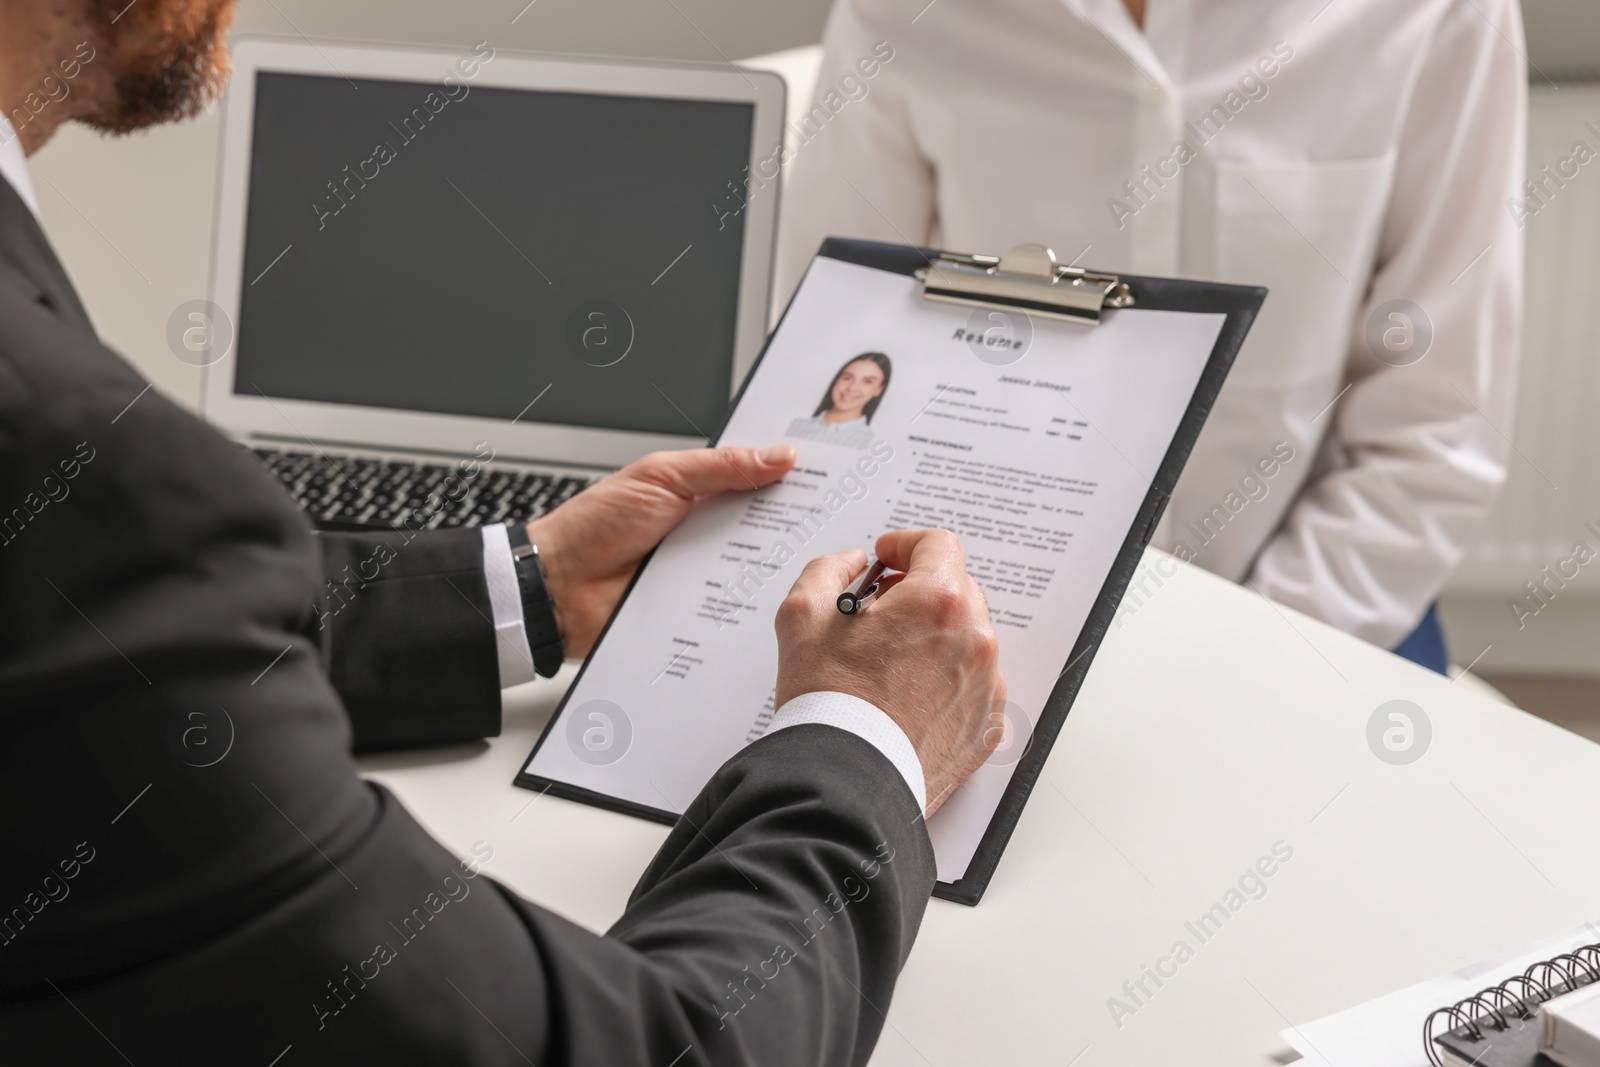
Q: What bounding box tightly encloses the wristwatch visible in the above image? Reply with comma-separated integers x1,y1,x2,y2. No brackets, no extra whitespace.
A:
505,521,565,678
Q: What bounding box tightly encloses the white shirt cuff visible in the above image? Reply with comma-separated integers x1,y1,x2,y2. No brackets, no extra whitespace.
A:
480,523,537,689
767,691,927,815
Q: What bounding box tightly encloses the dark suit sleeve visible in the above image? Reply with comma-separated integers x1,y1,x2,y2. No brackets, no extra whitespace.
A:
11,717,935,1067
313,526,505,752
541,724,935,1066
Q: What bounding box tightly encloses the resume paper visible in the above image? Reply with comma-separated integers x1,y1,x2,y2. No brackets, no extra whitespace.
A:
523,256,1225,882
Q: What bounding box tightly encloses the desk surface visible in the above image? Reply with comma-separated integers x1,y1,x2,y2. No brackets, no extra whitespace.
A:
357,550,1600,1067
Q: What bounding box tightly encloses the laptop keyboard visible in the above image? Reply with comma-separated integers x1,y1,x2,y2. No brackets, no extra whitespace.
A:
251,447,592,532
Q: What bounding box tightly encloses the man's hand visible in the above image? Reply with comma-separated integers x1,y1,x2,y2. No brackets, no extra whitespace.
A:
527,445,797,658
774,529,1007,817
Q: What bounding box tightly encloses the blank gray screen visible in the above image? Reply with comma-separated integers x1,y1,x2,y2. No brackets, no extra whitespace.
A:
234,70,755,438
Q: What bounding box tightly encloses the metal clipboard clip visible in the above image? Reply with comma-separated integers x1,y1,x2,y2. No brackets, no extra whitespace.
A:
915,242,1135,326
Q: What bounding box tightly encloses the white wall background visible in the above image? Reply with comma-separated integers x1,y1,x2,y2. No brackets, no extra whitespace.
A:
1523,0,1600,81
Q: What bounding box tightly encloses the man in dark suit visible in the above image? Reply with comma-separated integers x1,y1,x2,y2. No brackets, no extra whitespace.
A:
0,2,1008,1064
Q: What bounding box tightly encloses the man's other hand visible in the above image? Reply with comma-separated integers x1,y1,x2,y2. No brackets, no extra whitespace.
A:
527,445,797,658
774,529,1007,816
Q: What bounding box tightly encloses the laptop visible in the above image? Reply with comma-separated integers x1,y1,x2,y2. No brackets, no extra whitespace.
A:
202,37,785,531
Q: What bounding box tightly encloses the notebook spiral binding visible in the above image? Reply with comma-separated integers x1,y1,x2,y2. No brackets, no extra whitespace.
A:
1423,940,1600,1065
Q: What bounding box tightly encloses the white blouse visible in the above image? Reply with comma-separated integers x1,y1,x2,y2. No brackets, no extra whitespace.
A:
787,414,877,449
776,0,1526,648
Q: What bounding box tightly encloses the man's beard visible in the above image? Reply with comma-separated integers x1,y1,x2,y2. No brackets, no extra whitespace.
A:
84,0,236,134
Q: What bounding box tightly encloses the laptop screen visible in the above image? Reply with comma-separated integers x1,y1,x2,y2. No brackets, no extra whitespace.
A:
233,70,755,440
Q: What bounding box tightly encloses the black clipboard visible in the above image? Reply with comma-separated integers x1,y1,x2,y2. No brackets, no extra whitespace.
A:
515,236,1266,906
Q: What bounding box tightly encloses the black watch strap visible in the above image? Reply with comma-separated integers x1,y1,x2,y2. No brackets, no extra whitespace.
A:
505,522,565,678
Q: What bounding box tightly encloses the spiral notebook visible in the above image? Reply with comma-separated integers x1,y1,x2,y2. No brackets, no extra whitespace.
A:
1428,938,1600,1067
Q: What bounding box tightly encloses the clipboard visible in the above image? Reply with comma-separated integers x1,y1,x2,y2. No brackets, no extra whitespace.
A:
515,236,1266,906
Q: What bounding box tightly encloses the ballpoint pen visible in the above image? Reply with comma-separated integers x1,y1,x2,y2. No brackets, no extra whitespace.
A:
836,555,889,615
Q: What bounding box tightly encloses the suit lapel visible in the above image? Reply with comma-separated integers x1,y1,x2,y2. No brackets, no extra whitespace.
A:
0,171,96,333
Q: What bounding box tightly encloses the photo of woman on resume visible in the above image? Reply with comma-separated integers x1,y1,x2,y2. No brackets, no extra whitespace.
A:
786,351,893,450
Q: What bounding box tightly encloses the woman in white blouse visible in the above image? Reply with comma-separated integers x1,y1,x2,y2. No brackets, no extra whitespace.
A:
777,0,1527,673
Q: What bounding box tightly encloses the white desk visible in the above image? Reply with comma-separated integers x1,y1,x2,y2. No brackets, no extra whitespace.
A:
358,550,1600,1067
